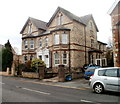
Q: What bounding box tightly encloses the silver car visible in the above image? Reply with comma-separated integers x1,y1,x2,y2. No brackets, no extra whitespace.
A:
89,67,120,94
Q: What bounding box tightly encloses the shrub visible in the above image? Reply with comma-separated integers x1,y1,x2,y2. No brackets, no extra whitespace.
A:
31,59,46,72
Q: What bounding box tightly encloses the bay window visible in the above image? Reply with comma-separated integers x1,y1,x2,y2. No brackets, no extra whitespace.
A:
24,40,28,49
62,34,68,44
54,53,59,65
54,34,59,45
62,53,67,65
39,39,42,47
30,40,34,49
45,38,48,47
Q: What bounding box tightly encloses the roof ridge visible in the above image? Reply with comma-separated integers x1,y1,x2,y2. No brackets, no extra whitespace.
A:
29,17,47,23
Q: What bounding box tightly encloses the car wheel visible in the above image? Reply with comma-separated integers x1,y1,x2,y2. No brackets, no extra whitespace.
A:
93,83,104,94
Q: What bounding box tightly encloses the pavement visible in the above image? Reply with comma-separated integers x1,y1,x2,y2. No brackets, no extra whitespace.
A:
1,75,90,90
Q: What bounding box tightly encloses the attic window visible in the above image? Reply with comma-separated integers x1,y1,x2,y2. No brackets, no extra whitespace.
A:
89,22,93,29
57,14,63,25
28,24,32,34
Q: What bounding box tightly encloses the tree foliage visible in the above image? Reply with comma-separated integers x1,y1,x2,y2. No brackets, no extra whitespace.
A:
2,40,13,71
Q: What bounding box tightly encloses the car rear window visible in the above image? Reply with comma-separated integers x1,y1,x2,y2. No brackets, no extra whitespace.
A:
98,70,106,76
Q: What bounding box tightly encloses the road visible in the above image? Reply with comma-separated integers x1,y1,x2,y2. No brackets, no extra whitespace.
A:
1,76,120,103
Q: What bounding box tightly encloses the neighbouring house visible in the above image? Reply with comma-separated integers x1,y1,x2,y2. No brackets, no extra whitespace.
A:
20,7,107,72
108,0,120,67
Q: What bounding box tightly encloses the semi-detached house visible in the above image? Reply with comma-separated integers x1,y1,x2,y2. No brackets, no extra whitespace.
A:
20,7,107,72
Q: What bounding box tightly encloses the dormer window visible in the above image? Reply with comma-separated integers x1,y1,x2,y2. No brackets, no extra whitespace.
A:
28,24,32,34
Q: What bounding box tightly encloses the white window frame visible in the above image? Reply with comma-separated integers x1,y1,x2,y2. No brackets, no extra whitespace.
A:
24,40,28,49
62,53,68,65
24,56,27,63
54,53,59,65
45,38,48,47
95,59,102,66
28,24,32,34
39,39,42,48
30,40,34,49
54,34,59,45
62,34,68,44
57,15,63,25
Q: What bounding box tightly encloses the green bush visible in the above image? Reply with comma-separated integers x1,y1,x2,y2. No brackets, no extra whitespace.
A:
31,59,46,72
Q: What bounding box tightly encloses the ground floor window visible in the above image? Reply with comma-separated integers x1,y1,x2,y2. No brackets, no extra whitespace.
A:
30,56,34,61
62,53,67,65
24,56,27,63
39,55,42,60
54,53,59,65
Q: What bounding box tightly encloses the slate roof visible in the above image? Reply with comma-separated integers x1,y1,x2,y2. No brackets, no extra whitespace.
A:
47,7,99,32
20,17,47,34
108,0,120,15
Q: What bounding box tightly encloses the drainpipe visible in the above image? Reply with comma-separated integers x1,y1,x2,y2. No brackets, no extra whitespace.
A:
69,31,71,73
84,26,87,64
118,24,120,66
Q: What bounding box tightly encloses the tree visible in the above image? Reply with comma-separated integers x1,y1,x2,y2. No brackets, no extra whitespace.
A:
2,40,13,71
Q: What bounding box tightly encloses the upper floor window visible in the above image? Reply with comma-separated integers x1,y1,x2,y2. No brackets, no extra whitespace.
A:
28,24,32,34
62,53,67,65
57,14,63,25
91,39,94,48
24,40,28,49
62,34,68,44
89,22,93,29
39,39,42,48
45,38,48,47
54,53,59,65
54,34,59,45
30,40,34,49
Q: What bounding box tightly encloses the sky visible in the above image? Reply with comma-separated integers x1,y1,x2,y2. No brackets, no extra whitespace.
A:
0,0,116,54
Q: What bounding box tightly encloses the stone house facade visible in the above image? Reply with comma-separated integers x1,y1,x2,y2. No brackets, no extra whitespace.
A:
109,0,120,67
20,7,107,71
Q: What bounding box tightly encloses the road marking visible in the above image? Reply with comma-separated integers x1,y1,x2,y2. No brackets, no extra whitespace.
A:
0,82,5,84
22,88,51,95
3,77,89,90
16,86,50,95
81,99,92,103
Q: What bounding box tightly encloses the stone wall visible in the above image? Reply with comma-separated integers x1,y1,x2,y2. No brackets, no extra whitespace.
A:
22,72,38,78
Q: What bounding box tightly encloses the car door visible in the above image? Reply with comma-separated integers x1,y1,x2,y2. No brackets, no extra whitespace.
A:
104,69,119,92
118,69,120,92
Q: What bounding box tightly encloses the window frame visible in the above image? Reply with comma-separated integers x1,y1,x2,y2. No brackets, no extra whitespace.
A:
30,40,34,49
61,34,68,44
39,39,42,48
45,38,48,47
54,53,59,65
28,24,32,34
54,34,60,45
24,40,28,49
62,53,68,65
